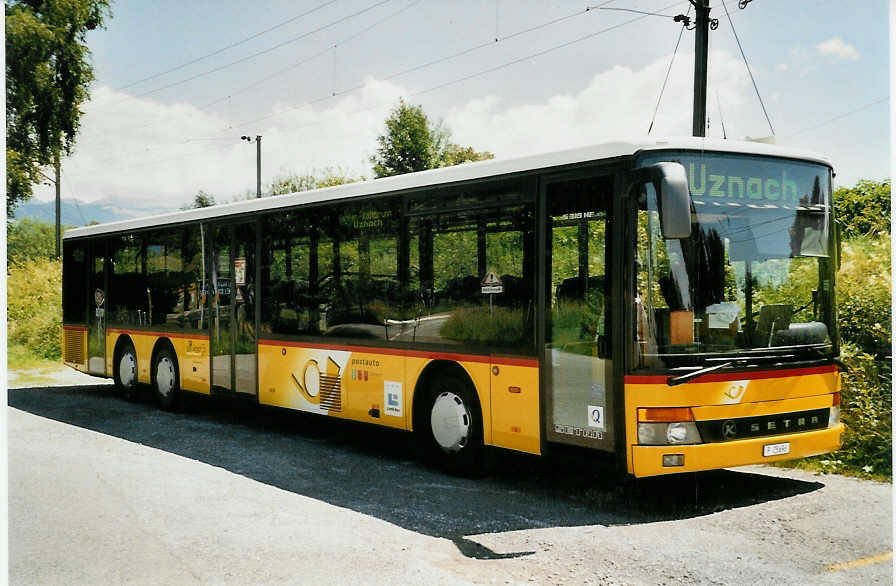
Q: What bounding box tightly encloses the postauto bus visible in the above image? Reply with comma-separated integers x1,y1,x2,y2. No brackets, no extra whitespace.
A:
61,138,844,476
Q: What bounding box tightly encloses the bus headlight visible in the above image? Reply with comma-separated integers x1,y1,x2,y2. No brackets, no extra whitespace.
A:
637,422,702,445
829,405,840,427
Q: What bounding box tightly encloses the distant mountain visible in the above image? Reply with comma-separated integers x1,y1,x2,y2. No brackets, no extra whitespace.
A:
13,198,171,227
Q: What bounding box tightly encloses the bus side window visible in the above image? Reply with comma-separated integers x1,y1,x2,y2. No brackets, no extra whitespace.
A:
322,198,403,340
181,225,205,331
108,233,145,327
547,180,608,353
62,241,88,323
407,184,534,353
145,228,183,328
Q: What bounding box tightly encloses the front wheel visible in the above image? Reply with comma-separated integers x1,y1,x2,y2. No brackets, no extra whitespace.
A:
423,374,484,474
153,347,180,411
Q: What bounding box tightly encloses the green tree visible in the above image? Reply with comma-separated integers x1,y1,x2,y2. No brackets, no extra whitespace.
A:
370,99,494,178
6,0,112,217
834,178,890,239
183,190,216,209
269,167,360,195
439,143,495,167
7,217,62,267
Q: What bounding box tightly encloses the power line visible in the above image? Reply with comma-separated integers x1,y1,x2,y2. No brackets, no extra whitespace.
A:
715,90,727,139
199,0,423,111
411,1,684,98
116,1,338,91
133,0,393,99
85,2,686,175
789,96,889,137
648,3,691,134
89,0,422,166
232,1,682,130
61,173,87,225
720,0,774,135
598,7,678,18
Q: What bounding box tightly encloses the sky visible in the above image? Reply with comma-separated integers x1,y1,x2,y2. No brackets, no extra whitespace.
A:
30,0,891,211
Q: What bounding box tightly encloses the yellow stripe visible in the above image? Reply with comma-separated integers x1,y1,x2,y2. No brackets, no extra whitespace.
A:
825,551,893,571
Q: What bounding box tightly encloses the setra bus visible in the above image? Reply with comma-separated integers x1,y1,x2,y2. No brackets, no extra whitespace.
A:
61,138,844,477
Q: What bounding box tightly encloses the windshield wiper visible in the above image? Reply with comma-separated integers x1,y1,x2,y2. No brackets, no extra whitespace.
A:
666,353,795,386
667,360,740,386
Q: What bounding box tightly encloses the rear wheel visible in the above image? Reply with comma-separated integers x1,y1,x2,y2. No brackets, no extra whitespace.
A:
153,347,180,411
114,342,139,401
422,373,484,474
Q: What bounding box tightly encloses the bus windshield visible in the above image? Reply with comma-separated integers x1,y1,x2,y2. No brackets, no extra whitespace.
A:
635,151,836,370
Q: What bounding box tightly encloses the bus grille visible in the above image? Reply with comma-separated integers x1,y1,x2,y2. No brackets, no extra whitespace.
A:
318,374,342,412
63,329,85,365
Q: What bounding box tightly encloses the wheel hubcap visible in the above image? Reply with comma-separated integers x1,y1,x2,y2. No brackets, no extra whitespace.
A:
430,391,471,453
156,356,175,398
119,352,137,388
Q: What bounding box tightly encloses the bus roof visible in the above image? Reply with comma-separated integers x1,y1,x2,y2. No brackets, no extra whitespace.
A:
64,137,831,240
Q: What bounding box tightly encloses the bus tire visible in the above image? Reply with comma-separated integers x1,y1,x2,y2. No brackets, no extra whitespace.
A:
114,341,140,401
422,373,484,475
153,346,180,411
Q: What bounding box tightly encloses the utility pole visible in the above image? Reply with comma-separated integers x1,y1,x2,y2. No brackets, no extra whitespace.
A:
38,159,62,258
241,135,262,198
692,0,711,137
55,156,61,258
256,135,261,199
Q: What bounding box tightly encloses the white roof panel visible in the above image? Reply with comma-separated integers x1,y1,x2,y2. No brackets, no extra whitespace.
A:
64,137,831,239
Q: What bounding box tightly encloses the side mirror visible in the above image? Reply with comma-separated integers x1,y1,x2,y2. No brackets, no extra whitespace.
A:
632,162,692,239
654,162,692,239
835,221,842,271
597,334,609,359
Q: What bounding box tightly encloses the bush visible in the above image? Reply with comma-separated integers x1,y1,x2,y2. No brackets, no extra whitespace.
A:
807,230,892,479
834,178,890,239
837,235,891,356
7,218,59,266
8,258,62,360
823,344,892,478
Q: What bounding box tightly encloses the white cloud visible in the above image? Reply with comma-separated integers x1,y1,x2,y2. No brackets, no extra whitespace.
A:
816,37,860,60
39,50,763,211
446,50,755,157
37,80,406,210
775,63,790,72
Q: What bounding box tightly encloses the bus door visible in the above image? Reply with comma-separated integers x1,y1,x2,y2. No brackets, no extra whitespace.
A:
543,174,615,450
208,221,258,396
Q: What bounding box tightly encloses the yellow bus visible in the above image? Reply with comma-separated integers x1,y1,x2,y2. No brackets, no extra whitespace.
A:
61,138,844,476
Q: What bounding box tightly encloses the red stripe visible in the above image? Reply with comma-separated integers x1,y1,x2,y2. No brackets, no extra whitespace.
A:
63,325,87,332
625,364,838,385
107,328,210,341
257,339,539,368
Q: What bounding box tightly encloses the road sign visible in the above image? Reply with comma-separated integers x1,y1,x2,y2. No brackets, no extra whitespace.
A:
481,271,503,294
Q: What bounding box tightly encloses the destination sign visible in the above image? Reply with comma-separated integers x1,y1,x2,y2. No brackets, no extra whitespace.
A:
688,163,801,202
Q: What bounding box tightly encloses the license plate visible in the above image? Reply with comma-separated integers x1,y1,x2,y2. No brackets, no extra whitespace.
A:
763,442,790,457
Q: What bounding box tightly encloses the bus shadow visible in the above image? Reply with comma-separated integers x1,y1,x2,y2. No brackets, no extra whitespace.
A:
10,385,823,558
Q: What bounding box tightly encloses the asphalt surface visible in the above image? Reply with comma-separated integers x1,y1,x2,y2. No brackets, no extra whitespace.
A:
9,384,894,584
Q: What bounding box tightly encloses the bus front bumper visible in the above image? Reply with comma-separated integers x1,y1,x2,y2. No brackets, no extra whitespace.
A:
631,423,845,477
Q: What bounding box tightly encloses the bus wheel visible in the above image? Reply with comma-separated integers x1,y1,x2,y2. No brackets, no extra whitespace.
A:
424,375,483,474
153,347,180,411
114,342,139,401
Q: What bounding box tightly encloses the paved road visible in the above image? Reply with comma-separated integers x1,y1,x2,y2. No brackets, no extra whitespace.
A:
9,385,893,585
